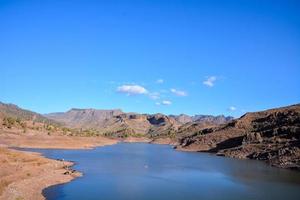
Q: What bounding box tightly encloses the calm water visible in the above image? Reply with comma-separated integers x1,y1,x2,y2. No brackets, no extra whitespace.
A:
24,143,300,200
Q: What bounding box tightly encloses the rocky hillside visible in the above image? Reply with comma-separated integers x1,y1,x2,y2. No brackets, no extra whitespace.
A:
0,102,66,135
176,104,300,170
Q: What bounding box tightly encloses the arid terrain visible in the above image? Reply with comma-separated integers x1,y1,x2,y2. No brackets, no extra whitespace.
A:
0,101,299,199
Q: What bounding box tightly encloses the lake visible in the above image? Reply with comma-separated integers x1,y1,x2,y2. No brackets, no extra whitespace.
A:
25,143,300,200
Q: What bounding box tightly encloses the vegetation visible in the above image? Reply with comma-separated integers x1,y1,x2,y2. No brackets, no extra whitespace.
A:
1,116,63,135
2,117,27,132
2,117,16,129
80,129,101,137
166,130,176,139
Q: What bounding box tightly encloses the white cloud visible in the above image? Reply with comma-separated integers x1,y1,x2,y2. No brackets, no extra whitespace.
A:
156,79,164,84
155,102,161,106
117,85,148,95
162,100,172,105
149,92,160,100
228,106,237,111
170,88,187,97
203,76,217,87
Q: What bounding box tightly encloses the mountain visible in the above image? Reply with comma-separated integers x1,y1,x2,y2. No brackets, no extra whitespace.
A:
0,102,59,125
46,109,233,137
46,109,180,137
169,114,234,125
0,101,233,137
45,108,123,129
169,114,193,124
176,104,300,169
192,115,234,124
1,101,299,169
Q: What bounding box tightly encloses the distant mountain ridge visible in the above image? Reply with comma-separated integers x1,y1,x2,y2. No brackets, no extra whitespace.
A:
0,100,234,138
169,114,234,124
0,102,233,137
45,108,234,137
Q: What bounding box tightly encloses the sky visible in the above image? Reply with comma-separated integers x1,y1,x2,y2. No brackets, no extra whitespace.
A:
1,0,300,117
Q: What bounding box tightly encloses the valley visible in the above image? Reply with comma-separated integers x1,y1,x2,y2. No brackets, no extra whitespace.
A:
0,101,299,199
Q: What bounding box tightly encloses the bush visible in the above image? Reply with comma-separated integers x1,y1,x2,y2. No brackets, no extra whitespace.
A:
2,117,16,128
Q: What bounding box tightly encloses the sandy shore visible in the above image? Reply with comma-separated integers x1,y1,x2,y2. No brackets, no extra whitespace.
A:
0,130,117,200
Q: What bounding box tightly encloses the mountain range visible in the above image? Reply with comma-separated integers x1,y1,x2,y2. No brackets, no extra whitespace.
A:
45,108,233,137
1,101,299,169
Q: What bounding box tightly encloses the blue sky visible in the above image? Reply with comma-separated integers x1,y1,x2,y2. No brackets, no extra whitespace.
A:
1,0,300,117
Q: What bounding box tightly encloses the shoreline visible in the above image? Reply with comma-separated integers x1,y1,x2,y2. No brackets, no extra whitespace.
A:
1,134,298,199
0,135,175,200
0,137,172,200
0,147,80,200
0,133,118,200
